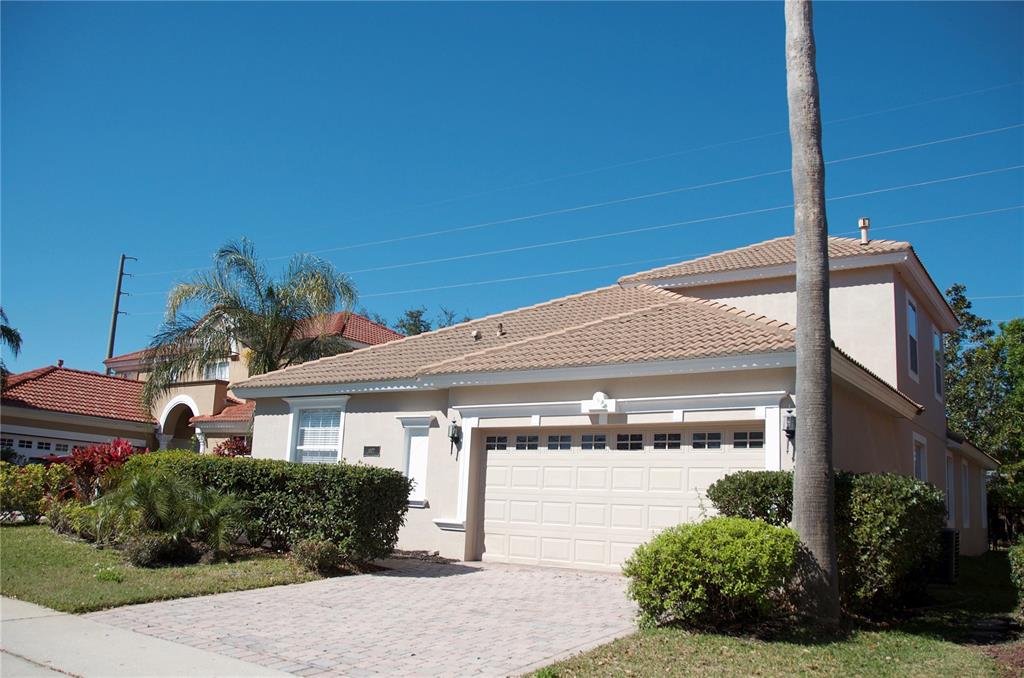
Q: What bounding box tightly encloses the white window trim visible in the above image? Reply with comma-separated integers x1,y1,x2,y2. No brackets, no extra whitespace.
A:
907,294,920,382
961,461,970,529
397,415,434,508
945,452,956,528
932,326,943,402
912,432,928,483
284,396,350,464
203,359,230,381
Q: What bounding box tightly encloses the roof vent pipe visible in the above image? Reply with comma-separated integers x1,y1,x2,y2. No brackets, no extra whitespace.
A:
858,217,871,245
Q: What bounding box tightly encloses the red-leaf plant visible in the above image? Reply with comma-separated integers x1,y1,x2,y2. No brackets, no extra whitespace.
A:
64,439,147,501
212,436,251,457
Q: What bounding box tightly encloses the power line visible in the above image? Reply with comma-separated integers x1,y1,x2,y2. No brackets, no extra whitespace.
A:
134,123,1023,279
972,295,1024,300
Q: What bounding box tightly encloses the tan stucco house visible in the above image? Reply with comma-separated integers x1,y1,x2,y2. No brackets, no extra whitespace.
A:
103,311,403,453
234,232,997,570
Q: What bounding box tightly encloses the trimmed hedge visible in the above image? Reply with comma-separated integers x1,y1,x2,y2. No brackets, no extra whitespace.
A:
624,516,799,628
0,462,70,523
707,470,946,612
125,451,412,562
1010,539,1024,599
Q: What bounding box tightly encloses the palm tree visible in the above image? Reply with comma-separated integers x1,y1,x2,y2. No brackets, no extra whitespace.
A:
142,239,357,409
784,0,840,624
0,307,23,387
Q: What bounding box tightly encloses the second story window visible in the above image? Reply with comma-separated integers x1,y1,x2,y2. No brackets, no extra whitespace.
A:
203,360,229,381
907,297,919,380
933,328,943,400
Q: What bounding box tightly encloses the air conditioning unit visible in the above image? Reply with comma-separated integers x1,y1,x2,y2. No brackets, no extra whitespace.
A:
933,528,960,584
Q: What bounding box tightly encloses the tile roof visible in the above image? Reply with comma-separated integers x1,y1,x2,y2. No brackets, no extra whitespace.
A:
619,236,912,284
235,285,794,389
104,312,401,366
190,399,254,424
2,366,153,423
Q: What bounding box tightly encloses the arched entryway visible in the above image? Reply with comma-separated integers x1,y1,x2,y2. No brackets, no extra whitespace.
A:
157,395,205,452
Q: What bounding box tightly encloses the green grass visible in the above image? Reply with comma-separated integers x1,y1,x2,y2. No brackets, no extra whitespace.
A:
536,553,1021,678
0,525,320,613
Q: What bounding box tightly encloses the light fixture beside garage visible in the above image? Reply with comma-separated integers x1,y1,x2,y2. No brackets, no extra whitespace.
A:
783,410,796,440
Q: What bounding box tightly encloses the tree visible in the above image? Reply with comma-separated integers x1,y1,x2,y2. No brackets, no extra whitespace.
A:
142,239,356,409
0,307,22,386
436,306,471,328
784,0,840,623
395,308,432,336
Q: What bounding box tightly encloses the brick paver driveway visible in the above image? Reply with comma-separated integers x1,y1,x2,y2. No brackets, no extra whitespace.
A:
86,559,636,677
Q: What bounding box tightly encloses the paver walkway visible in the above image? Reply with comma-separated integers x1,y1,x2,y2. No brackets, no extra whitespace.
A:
86,558,636,677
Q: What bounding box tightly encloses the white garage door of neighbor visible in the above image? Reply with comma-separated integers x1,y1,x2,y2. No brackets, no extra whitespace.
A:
482,430,765,571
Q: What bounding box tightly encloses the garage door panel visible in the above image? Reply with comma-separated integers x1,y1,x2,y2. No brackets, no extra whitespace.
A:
543,466,574,488
541,538,572,562
649,467,684,491
511,467,541,488
508,535,538,558
577,467,608,489
509,500,539,523
484,499,507,521
574,503,608,527
610,504,645,529
649,505,683,529
541,501,572,525
611,467,644,491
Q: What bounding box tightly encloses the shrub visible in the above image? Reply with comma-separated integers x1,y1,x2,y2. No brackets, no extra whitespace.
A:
1,462,70,523
125,451,412,562
213,437,252,457
623,516,799,628
64,439,146,501
292,539,344,574
706,470,946,612
47,499,100,540
1009,539,1024,597
122,532,197,567
706,471,793,526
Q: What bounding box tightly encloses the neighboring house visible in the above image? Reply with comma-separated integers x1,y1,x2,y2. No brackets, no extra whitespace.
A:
234,231,997,571
104,312,402,452
1,364,153,457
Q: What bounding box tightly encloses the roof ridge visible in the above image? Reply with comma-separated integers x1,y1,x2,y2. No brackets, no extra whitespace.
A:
2,366,56,390
233,283,631,387
617,235,794,283
419,295,688,375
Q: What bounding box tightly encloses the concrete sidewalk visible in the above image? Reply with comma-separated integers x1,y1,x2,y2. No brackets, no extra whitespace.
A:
1,597,290,678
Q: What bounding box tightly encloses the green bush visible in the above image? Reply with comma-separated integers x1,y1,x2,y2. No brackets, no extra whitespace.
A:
47,499,100,541
1010,539,1024,597
292,539,344,574
706,470,946,612
122,531,197,567
1,462,70,523
623,516,799,628
706,471,793,526
125,451,412,562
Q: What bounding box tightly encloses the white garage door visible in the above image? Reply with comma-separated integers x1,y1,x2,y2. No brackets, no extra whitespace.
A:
482,428,766,571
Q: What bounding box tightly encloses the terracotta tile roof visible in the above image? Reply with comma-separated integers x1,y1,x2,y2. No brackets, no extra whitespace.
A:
2,365,153,423
190,399,254,424
235,285,793,389
420,295,795,376
105,313,401,366
619,236,912,284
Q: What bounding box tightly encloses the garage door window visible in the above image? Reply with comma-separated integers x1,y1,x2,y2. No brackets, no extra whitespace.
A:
581,434,606,450
515,435,539,450
732,432,764,449
616,433,644,450
485,436,508,451
547,434,572,450
653,433,682,449
692,432,722,449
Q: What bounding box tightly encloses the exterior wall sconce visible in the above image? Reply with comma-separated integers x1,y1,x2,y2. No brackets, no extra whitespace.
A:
448,419,461,454
783,411,796,441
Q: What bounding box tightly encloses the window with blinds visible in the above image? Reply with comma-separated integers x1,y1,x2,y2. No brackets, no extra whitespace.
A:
296,408,341,464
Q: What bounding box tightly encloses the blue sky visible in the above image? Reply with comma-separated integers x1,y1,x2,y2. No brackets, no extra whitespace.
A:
2,1,1022,372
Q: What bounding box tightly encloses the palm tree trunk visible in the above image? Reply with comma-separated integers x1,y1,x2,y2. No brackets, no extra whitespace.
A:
785,0,840,624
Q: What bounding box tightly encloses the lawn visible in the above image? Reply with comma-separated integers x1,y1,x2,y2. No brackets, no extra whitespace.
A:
0,524,320,613
535,552,1022,678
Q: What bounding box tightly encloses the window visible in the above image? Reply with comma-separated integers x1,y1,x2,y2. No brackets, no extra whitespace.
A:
36,441,51,451
547,434,572,450
733,432,764,449
907,297,919,379
616,433,643,450
692,432,722,449
295,408,341,464
945,454,955,527
0,438,12,449
961,462,970,528
515,435,539,450
55,443,69,453
18,440,32,449
933,329,943,400
653,433,682,450
913,438,927,482
485,436,508,451
203,360,230,381
581,434,606,450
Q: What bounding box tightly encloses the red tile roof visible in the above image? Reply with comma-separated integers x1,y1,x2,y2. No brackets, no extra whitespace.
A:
2,366,153,423
190,399,255,424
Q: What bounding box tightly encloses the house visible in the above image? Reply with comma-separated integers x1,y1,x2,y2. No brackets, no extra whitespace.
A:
103,311,402,452
230,231,997,570
1,364,153,458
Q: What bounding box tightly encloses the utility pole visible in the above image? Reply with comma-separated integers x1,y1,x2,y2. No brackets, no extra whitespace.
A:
106,254,137,369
